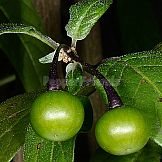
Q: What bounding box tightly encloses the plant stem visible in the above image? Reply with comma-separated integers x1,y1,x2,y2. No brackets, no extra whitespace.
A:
62,44,123,108
47,44,64,91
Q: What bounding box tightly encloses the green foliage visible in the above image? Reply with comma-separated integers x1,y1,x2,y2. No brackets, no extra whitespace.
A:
66,62,83,94
0,0,162,161
0,24,59,49
0,92,37,161
39,51,55,64
0,0,51,91
0,89,80,162
91,141,161,162
24,124,75,162
153,101,162,146
65,0,112,43
95,50,162,142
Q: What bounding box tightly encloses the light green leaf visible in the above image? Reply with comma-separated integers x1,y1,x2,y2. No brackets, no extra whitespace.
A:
39,51,55,64
0,23,59,49
95,50,162,140
65,0,112,41
24,124,75,162
0,92,38,162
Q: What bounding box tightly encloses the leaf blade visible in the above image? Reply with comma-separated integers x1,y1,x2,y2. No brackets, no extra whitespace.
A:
0,92,38,162
0,23,59,49
95,50,162,140
24,124,75,162
65,0,112,41
0,0,52,91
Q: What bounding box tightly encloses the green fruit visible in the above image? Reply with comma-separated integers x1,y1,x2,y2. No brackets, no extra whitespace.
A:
30,91,84,141
95,107,150,155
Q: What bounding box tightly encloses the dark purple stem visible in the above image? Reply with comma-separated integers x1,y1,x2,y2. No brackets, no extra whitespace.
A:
47,44,64,91
62,44,123,108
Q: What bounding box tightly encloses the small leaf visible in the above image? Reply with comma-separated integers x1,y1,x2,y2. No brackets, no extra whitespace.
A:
95,50,162,139
0,23,59,49
24,124,75,162
0,92,38,162
65,0,112,41
39,51,55,64
66,62,83,94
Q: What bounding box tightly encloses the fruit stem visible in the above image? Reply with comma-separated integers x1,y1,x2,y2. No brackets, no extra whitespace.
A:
62,44,123,109
47,44,64,91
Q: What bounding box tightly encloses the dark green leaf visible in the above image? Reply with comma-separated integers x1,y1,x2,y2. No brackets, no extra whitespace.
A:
90,148,138,162
90,141,161,162
136,141,161,162
0,23,59,49
24,124,75,162
75,84,95,96
0,0,51,91
0,92,38,162
95,50,162,140
65,0,112,41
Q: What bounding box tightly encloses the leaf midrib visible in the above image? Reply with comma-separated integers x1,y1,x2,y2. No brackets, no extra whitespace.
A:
0,109,29,139
72,0,99,39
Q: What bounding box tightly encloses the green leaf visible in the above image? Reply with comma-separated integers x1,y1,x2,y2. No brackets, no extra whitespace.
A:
95,50,162,139
0,92,38,162
66,62,83,94
0,0,52,91
39,51,55,64
0,23,59,49
66,62,95,96
153,101,162,146
90,148,138,162
136,141,161,162
65,0,112,41
24,124,75,162
90,141,161,162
